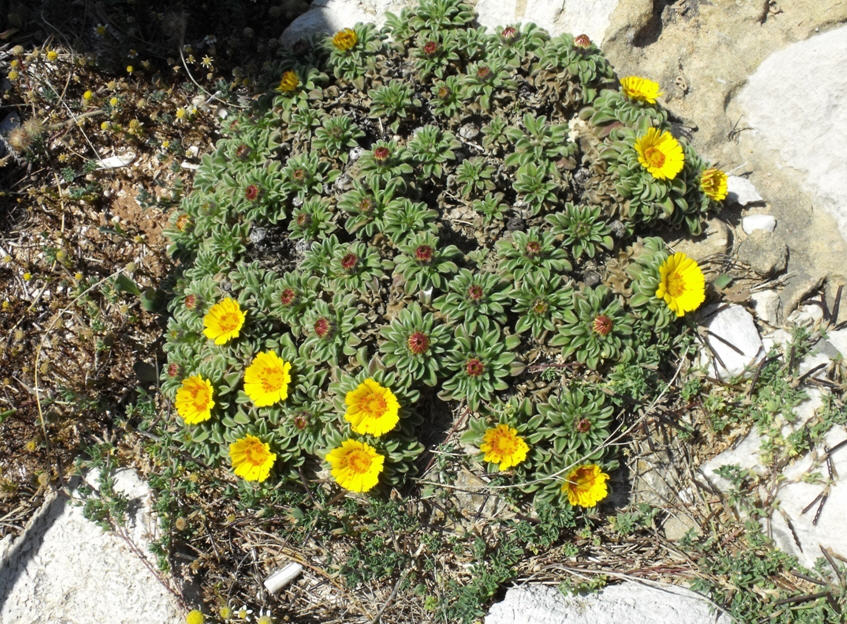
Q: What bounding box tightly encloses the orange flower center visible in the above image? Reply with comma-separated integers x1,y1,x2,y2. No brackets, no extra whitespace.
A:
192,385,210,411
570,467,595,492
644,146,665,169
489,431,518,456
666,270,686,297
344,448,372,474
260,366,284,392
244,440,266,465
217,311,241,333
356,391,387,417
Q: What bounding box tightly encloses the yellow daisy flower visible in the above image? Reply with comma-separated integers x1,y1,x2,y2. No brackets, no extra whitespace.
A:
620,76,663,104
175,375,215,424
203,297,246,345
331,28,358,51
326,439,384,492
185,610,205,624
244,351,292,407
700,167,728,201
480,424,529,471
634,127,685,180
562,464,609,507
655,252,705,317
229,434,276,482
344,378,400,437
277,70,299,93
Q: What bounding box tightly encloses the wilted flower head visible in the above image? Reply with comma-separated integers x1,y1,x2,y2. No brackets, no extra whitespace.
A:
700,167,728,201
332,28,358,51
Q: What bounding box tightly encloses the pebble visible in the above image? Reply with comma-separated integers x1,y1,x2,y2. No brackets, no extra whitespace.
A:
727,176,764,206
741,214,776,234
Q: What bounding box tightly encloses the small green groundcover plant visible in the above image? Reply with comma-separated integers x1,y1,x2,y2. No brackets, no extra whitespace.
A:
160,0,728,512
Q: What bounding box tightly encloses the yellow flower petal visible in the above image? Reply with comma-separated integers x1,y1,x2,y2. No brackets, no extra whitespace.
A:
620,76,663,104
634,128,685,180
175,375,215,425
244,351,292,407
331,28,358,51
480,424,529,471
655,252,706,317
326,439,384,492
344,378,400,437
562,464,609,507
229,435,276,482
203,297,246,345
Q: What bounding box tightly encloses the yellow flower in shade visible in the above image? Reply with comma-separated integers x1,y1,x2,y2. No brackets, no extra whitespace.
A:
244,351,292,407
344,378,400,436
175,375,215,424
229,434,276,482
326,439,384,492
634,127,685,180
203,297,246,345
620,76,663,104
480,424,529,471
562,464,609,507
277,70,299,92
186,610,205,624
655,252,706,317
331,28,358,51
700,167,728,201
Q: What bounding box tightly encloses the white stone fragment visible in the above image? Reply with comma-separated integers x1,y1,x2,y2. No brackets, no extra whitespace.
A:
726,176,763,206
741,214,776,234
484,582,731,624
750,289,781,325
699,428,765,492
787,304,824,329
264,562,303,594
825,328,847,359
699,304,764,379
96,152,136,169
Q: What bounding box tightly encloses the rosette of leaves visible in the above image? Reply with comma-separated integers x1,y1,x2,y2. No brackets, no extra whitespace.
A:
490,23,550,66
407,0,475,33
368,80,421,132
624,237,676,332
460,57,516,112
454,156,496,198
503,113,575,168
429,75,466,119
496,227,571,283
288,196,337,241
481,116,510,155
412,32,460,79
220,162,288,225
551,285,634,370
433,268,510,325
276,385,339,456
300,293,366,364
585,88,667,129
338,178,400,238
329,241,387,294
313,115,365,162
379,303,453,386
470,192,509,225
546,203,614,260
195,116,281,190
536,33,616,103
325,23,382,80
281,152,338,199
526,385,614,458
381,197,439,246
511,273,574,340
393,231,460,294
513,160,561,215
300,233,342,278
406,125,460,180
439,318,520,410
600,120,710,235
269,272,322,330
284,107,323,143
228,261,280,319
355,140,414,189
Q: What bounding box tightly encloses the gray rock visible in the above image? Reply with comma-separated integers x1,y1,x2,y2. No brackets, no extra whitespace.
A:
485,582,731,624
671,218,730,262
741,214,776,234
699,304,764,379
726,176,763,206
736,230,788,277
736,25,847,243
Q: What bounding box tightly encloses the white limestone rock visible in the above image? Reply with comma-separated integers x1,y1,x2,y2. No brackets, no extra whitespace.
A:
474,0,621,43
281,0,416,46
699,304,764,379
484,582,731,624
736,25,847,242
726,176,763,206
699,428,765,492
750,289,781,326
742,214,776,234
